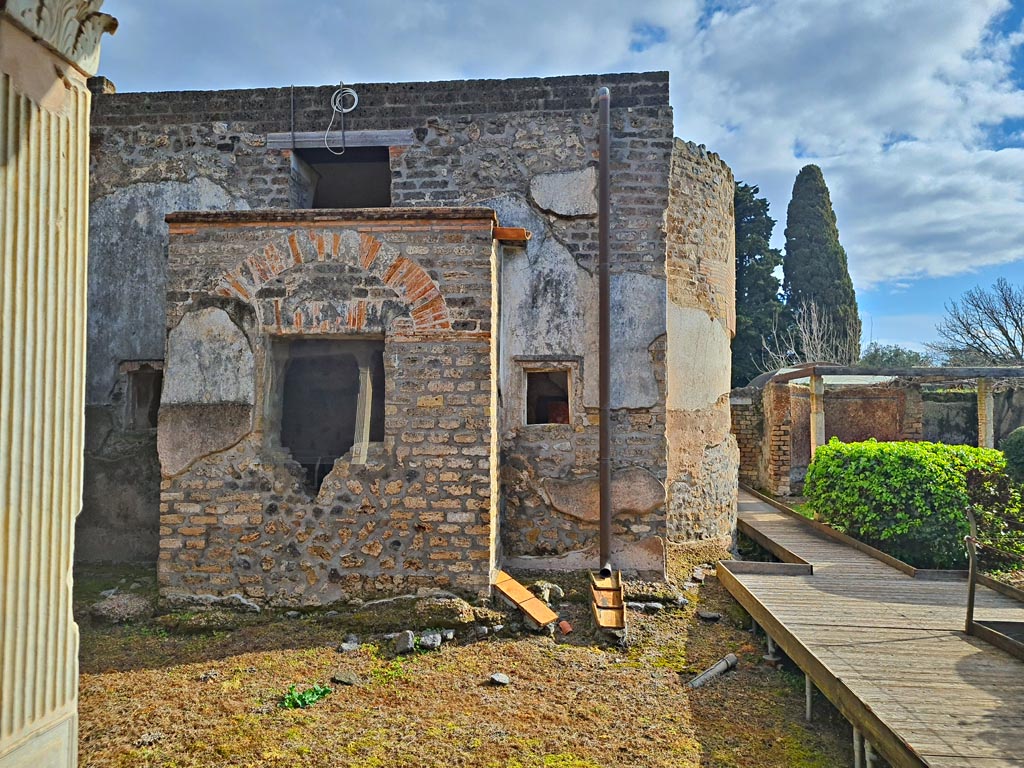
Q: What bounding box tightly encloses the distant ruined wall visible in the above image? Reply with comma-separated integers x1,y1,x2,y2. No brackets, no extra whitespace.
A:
730,387,763,488
922,386,1024,447
922,391,977,445
664,141,738,540
737,382,926,496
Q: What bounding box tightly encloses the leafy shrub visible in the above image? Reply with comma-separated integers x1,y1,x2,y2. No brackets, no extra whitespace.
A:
805,438,1010,569
279,683,332,709
1001,426,1024,482
964,468,1024,569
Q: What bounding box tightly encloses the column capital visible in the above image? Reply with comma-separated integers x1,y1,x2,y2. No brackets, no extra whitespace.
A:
1,0,117,75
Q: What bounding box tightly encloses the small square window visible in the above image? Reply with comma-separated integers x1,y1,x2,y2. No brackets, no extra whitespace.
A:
292,146,392,209
526,370,570,425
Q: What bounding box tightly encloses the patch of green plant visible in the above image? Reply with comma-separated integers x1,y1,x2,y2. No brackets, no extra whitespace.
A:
790,502,814,520
369,658,409,685
778,724,834,768
278,682,332,709
805,438,1020,568
542,754,602,768
128,623,169,639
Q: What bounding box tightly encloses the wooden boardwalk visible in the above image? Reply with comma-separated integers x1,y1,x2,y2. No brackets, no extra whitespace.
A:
719,491,1024,768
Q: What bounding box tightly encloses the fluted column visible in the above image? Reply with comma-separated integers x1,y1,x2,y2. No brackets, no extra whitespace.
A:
0,3,115,766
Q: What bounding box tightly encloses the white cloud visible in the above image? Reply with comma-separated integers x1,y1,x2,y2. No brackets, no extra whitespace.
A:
666,0,1024,290
98,0,1024,293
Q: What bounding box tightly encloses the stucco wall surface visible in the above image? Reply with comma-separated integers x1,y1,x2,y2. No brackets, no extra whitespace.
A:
664,140,738,541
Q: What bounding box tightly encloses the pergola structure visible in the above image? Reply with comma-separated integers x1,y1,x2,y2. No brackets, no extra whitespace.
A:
756,363,1024,456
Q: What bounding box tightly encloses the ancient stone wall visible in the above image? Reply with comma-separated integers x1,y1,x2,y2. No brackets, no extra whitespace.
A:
84,72,680,571
664,141,738,540
729,387,763,487
85,72,739,579
738,381,927,496
157,211,498,606
922,391,977,445
761,383,793,496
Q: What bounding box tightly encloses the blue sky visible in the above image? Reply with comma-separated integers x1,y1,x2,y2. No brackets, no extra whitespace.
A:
96,0,1024,353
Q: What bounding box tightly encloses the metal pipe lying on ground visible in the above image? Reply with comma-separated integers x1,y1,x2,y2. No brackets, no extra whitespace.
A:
686,653,738,689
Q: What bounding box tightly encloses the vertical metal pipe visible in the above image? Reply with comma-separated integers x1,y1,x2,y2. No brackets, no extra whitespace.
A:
853,726,863,768
805,673,813,722
965,508,978,633
597,87,612,578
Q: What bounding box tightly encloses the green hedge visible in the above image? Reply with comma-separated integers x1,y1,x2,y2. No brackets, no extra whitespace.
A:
1001,426,1024,483
805,438,1009,569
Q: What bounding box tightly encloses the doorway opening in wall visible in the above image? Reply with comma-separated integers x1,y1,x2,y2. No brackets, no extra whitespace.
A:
291,146,392,209
526,370,571,424
121,360,163,431
272,338,385,493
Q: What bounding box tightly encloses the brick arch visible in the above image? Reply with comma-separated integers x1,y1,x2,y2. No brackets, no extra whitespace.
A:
213,228,451,332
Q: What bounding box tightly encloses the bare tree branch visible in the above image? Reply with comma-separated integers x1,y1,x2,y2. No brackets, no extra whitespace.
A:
927,278,1024,365
759,300,861,372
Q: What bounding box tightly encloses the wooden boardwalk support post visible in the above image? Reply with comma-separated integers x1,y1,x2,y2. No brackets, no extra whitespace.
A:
853,726,863,768
805,673,813,722
865,741,877,767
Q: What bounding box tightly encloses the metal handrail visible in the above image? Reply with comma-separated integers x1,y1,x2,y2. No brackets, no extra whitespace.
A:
964,507,979,633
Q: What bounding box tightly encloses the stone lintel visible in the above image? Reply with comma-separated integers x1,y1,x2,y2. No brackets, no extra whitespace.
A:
165,207,499,226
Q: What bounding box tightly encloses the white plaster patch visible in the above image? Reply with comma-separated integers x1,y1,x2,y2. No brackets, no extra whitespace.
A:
608,272,665,409
162,307,255,405
666,304,731,411
487,193,664,413
504,537,666,578
88,178,250,404
529,167,598,217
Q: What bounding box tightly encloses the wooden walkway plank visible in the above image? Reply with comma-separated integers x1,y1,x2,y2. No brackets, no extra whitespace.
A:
720,490,1024,768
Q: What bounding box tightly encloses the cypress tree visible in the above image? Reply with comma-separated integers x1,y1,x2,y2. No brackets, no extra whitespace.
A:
782,164,860,361
732,182,785,387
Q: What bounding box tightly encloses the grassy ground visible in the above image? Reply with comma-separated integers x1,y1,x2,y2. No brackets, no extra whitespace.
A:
76,545,851,767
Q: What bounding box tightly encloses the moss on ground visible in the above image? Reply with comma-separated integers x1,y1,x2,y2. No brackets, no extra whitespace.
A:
76,548,850,767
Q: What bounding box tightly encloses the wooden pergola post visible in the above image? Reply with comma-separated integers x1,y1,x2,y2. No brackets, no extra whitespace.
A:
810,373,826,457
977,378,994,449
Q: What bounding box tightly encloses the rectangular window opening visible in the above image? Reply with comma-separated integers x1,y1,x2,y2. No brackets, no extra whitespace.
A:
291,146,391,209
275,339,385,493
526,370,570,425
